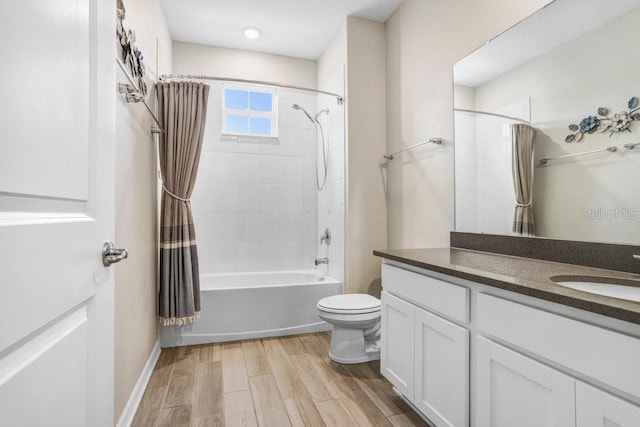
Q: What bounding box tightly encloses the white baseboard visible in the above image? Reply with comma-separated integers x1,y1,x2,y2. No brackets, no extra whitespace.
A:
116,340,161,427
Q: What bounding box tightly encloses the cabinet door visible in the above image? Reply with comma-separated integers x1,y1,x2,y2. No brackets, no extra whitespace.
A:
576,381,640,427
414,308,469,427
476,337,575,427
381,291,415,400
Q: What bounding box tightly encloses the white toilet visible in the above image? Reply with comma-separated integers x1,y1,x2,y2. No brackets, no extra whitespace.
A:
317,294,381,364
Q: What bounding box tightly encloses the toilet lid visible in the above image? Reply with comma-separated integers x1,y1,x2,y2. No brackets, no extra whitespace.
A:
317,294,381,314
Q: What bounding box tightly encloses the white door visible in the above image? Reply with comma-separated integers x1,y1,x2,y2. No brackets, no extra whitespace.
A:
0,1,115,426
414,308,469,427
476,337,575,427
381,290,415,400
576,381,640,427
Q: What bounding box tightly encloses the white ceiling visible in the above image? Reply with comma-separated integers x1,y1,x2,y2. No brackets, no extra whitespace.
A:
160,0,403,60
454,0,640,87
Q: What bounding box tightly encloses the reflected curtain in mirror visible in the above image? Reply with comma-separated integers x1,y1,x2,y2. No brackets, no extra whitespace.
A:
156,81,210,325
512,124,535,236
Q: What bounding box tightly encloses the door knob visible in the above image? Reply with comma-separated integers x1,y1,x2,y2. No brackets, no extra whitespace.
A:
102,241,128,266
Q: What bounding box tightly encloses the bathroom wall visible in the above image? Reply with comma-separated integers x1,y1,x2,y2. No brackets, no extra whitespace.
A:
317,23,347,285
172,41,317,88
385,0,552,249
467,8,640,244
114,0,172,421
173,42,332,273
315,76,346,283
191,86,320,273
315,17,387,295
345,17,387,296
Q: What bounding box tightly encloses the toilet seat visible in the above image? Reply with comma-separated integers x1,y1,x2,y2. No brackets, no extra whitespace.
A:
317,294,381,315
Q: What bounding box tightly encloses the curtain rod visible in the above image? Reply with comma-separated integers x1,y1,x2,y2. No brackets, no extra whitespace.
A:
454,108,532,124
383,138,443,160
160,74,344,104
116,57,163,134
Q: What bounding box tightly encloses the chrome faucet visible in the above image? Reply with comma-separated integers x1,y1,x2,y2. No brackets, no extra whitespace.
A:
315,257,329,266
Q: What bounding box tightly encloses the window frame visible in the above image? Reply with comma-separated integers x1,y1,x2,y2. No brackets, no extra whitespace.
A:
221,83,279,138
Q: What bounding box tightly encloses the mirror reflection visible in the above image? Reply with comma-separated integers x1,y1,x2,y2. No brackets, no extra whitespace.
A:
453,0,640,245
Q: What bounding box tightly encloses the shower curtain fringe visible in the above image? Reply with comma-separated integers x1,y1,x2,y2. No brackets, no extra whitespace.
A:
159,312,201,326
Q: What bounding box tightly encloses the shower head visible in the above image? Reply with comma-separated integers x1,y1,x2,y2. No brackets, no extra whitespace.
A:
291,103,316,124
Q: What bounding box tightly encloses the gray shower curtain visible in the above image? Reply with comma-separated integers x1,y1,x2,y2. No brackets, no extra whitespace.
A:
511,123,536,236
156,81,210,325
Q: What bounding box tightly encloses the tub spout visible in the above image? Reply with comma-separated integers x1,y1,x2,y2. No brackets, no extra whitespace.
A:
315,257,329,266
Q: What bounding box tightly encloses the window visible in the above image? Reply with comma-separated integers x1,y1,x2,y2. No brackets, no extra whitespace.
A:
222,85,278,137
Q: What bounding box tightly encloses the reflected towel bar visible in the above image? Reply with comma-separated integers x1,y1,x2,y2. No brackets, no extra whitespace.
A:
116,56,163,134
383,138,443,160
624,142,640,150
539,146,617,165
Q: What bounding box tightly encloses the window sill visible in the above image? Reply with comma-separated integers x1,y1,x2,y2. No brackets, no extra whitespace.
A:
221,133,279,143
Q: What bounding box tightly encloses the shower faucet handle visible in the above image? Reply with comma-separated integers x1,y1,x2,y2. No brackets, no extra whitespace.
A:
320,228,331,245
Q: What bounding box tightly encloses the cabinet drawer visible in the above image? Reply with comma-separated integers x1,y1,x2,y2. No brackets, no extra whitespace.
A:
382,264,469,323
478,293,640,400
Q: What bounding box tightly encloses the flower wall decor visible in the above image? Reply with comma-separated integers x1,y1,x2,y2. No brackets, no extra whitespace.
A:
116,0,148,96
565,97,640,142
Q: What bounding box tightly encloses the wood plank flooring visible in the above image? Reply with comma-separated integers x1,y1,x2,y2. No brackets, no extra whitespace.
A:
132,332,429,427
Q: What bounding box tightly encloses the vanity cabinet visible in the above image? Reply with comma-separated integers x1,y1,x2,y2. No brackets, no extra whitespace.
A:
477,293,640,427
414,307,469,427
379,260,640,427
476,337,575,427
476,336,640,427
576,382,640,427
381,264,469,427
380,291,415,400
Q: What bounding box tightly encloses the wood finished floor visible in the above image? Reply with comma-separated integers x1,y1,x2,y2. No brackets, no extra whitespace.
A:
132,332,428,427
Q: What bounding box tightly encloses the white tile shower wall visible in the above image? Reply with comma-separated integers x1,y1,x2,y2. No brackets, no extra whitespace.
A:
191,84,319,273
454,110,478,232
316,70,346,283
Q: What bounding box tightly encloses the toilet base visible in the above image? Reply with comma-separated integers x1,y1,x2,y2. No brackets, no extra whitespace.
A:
328,325,380,364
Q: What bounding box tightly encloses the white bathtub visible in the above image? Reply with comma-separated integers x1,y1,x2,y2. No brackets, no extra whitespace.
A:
159,270,343,347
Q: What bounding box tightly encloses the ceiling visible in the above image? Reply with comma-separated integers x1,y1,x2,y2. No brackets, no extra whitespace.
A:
454,0,640,87
160,0,403,60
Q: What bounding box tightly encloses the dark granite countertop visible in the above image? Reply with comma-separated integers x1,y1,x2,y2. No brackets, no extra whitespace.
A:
374,248,640,325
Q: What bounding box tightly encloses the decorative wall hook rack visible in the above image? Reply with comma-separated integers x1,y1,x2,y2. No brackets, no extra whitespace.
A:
116,0,162,135
116,57,163,135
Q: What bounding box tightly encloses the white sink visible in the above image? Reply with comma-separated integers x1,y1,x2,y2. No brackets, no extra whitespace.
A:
551,276,640,303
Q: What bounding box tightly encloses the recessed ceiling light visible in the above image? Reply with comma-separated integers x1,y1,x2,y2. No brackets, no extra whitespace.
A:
243,26,261,39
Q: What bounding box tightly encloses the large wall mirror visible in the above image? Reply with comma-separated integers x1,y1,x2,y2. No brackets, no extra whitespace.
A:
454,0,640,245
